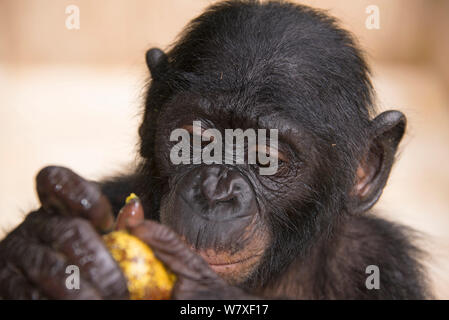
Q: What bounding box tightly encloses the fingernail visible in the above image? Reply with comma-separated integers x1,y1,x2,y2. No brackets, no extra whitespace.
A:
115,193,144,231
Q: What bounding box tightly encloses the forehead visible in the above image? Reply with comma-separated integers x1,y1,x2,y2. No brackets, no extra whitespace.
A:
162,83,320,136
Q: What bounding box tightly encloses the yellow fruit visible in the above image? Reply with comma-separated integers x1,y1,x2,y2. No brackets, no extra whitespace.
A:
125,193,138,203
103,231,176,300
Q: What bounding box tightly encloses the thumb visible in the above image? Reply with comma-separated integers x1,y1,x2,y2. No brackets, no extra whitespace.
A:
115,193,145,231
128,221,217,281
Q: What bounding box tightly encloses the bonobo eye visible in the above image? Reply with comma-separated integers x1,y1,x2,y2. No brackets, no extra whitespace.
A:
182,124,214,147
251,145,288,168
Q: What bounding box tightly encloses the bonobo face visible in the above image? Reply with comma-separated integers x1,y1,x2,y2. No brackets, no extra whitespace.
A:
153,93,318,284
137,0,407,290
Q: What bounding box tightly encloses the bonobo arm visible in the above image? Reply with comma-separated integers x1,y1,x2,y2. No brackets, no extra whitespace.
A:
0,167,129,299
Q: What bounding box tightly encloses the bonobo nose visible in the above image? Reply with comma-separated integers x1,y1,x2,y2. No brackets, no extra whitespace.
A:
176,165,258,221
200,166,244,207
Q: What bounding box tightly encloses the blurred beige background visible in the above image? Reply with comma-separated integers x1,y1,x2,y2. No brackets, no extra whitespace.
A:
0,0,448,298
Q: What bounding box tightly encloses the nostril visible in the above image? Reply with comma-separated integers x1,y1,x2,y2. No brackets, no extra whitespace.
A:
199,166,245,208
206,193,236,207
217,195,236,204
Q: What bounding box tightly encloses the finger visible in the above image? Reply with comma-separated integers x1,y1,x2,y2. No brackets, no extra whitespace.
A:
36,166,114,233
28,211,129,299
128,221,216,281
0,261,44,299
115,194,144,231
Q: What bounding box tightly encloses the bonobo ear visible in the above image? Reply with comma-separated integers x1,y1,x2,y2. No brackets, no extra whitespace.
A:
145,48,168,80
350,110,406,214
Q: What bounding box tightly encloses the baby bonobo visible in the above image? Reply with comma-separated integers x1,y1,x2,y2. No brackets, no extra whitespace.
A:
0,0,429,299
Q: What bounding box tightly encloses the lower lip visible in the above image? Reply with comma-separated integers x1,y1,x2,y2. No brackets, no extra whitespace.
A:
209,264,239,273
199,253,254,269
208,261,248,273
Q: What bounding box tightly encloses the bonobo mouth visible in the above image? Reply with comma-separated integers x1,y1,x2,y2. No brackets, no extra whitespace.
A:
173,223,269,284
196,249,258,266
178,235,267,284
194,248,263,281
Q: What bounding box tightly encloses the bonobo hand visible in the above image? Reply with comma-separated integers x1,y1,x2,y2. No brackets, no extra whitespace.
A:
117,199,254,300
0,166,128,299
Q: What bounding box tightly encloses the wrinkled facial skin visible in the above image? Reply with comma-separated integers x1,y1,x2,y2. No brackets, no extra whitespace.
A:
154,94,319,285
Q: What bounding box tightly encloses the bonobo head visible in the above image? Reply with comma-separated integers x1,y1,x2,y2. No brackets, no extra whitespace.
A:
136,0,406,287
